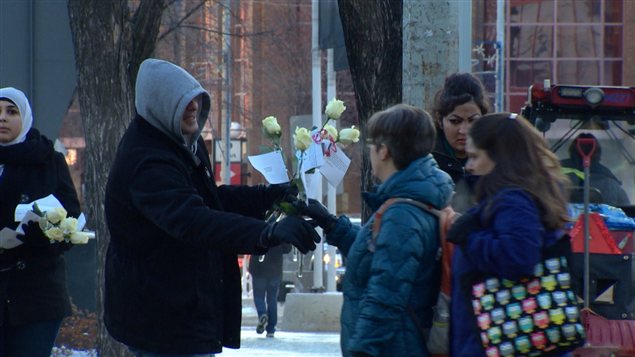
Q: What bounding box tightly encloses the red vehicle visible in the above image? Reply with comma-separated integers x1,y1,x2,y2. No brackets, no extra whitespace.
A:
522,82,635,356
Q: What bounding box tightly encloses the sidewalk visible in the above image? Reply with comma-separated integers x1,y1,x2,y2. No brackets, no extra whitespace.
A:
233,298,341,356
221,328,341,356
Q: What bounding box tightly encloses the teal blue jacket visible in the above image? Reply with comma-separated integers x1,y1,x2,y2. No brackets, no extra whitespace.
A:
326,155,454,357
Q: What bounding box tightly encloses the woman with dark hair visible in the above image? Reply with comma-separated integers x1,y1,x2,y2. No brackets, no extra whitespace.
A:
445,113,573,356
0,87,81,357
301,104,454,357
431,73,490,185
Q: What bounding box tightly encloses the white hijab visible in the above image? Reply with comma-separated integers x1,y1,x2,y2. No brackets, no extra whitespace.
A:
0,87,34,176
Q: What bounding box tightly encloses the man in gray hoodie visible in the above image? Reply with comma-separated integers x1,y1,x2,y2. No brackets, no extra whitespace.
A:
104,58,320,356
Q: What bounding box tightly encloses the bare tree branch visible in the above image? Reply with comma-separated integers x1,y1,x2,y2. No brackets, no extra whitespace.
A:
158,0,207,41
129,0,169,87
175,23,274,37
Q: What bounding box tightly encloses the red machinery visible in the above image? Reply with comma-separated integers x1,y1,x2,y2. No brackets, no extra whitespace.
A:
522,81,635,356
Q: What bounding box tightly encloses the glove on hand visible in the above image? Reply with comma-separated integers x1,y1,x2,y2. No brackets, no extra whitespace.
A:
265,183,299,205
297,198,338,233
260,215,320,254
446,212,480,246
16,221,51,248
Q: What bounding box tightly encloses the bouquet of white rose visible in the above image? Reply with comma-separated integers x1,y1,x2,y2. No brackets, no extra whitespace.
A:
260,98,359,218
31,203,92,244
0,195,94,250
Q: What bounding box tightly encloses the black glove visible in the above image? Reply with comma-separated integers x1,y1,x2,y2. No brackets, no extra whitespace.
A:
296,198,338,233
260,215,321,254
16,221,51,248
446,212,480,246
265,183,299,204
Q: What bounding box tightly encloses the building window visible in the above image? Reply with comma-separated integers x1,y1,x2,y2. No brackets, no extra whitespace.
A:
478,0,624,112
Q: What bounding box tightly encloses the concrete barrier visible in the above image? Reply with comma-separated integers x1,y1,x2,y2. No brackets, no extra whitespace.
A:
280,292,343,332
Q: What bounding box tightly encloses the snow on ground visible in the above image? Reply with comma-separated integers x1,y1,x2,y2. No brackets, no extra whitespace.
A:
221,328,341,356
54,328,341,356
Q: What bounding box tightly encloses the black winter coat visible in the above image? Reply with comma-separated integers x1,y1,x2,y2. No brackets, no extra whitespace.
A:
0,129,80,326
431,132,467,184
104,117,277,354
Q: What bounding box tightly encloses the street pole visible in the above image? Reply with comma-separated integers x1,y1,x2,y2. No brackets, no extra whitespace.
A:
403,1,459,107
222,0,232,185
458,1,473,73
326,48,337,292
310,0,324,291
496,0,505,111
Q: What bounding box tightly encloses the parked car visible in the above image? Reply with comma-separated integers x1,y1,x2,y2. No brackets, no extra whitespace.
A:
278,216,362,300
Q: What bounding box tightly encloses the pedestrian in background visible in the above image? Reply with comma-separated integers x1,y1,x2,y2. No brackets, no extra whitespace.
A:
248,243,291,338
560,132,630,206
446,113,571,356
0,87,81,357
301,104,454,357
431,72,490,212
103,58,320,357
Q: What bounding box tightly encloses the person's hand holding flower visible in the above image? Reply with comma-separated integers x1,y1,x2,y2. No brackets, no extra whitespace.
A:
23,202,92,245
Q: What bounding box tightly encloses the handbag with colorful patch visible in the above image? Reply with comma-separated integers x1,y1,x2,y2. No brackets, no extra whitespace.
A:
467,236,586,356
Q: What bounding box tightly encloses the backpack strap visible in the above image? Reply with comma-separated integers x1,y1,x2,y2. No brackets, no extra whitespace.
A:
369,197,457,295
370,197,441,252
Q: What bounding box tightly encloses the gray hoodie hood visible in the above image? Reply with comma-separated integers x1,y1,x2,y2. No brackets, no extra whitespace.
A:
135,59,211,150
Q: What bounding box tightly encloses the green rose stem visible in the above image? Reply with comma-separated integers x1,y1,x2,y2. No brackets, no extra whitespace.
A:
32,202,44,217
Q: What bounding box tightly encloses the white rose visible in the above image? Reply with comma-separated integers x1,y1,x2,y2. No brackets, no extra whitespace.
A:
60,217,79,233
44,227,65,242
293,127,313,151
325,98,346,120
339,126,360,145
323,124,338,141
262,116,281,137
70,231,90,244
46,207,67,224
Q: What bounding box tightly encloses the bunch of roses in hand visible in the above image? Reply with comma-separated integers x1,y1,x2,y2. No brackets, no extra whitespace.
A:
32,203,91,244
261,98,359,217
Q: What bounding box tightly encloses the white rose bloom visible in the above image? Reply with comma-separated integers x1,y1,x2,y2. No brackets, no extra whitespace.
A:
70,231,90,244
60,217,79,233
262,116,281,136
339,126,360,145
294,127,313,151
46,207,68,224
323,124,338,141
44,227,65,242
325,98,346,120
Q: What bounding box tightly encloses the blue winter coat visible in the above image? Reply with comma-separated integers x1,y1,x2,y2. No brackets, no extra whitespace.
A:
450,188,566,357
326,155,454,357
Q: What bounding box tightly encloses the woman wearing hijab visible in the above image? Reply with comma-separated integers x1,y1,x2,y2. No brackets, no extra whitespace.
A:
0,87,80,357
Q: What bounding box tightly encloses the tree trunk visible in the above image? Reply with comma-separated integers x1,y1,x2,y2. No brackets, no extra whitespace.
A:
338,0,402,220
67,0,166,355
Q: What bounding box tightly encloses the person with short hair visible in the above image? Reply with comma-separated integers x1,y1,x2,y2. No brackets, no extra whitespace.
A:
301,104,454,357
248,243,291,338
103,58,320,357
